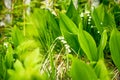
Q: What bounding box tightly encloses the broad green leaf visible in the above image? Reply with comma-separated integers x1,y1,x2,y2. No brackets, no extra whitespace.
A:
8,60,25,80
14,60,25,72
59,18,80,53
94,60,110,80
94,4,104,21
109,28,120,71
98,30,107,59
66,0,81,26
5,44,14,69
71,58,98,80
59,13,78,34
91,4,104,33
16,40,39,61
11,26,25,48
78,25,98,61
8,59,42,80
24,48,42,68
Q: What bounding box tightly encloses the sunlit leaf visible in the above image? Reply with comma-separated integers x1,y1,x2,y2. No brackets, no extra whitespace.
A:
11,26,25,48
94,59,110,80
5,44,14,69
24,48,42,68
14,60,25,72
59,13,78,34
109,28,120,71
91,4,104,33
71,58,98,80
78,24,98,61
16,40,39,61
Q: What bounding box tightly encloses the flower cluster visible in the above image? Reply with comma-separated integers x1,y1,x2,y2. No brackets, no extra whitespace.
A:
57,36,71,53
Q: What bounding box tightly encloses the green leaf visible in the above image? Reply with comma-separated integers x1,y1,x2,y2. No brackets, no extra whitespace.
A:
64,31,80,53
78,25,98,61
71,58,98,80
16,40,39,61
27,9,46,38
24,48,42,68
66,0,81,26
109,28,120,71
92,4,116,33
94,60,110,80
46,10,61,37
59,13,78,34
14,60,25,72
98,30,107,59
103,11,116,29
91,4,104,33
26,9,60,52
59,18,80,53
8,55,42,80
11,26,25,48
5,44,14,69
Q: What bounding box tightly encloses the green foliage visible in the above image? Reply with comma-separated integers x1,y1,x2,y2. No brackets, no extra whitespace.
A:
59,10,110,79
5,44,14,69
94,60,110,80
71,58,98,80
92,4,116,34
8,48,48,80
26,9,61,53
0,45,7,80
59,13,80,53
78,23,98,61
66,0,81,26
109,28,120,71
59,13,78,34
16,40,39,61
1,0,120,80
111,4,120,28
11,26,25,48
